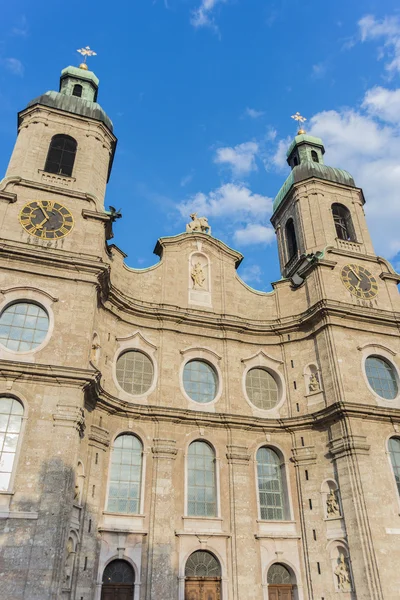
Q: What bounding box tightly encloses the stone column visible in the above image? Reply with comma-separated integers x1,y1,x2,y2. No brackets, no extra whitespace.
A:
226,444,260,600
328,425,384,600
146,438,178,600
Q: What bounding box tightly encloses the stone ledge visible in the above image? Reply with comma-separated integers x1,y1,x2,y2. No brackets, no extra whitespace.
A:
0,511,38,519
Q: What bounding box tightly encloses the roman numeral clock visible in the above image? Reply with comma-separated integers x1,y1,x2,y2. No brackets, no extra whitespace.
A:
340,263,379,300
19,200,74,240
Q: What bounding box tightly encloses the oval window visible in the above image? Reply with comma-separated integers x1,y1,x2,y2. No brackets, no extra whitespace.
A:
116,350,154,395
0,302,49,352
183,360,217,403
246,368,279,410
365,356,398,400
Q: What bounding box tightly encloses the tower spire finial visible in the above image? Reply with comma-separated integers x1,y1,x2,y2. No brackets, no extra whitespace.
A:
77,46,97,71
291,111,307,135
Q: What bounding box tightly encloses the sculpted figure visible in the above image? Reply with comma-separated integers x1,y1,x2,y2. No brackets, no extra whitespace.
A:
64,538,74,584
74,483,80,502
334,553,352,592
186,212,211,235
191,262,206,288
326,489,341,517
308,372,320,393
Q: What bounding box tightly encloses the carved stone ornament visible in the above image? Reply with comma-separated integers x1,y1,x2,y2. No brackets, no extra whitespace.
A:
326,489,341,518
186,213,211,235
308,372,320,393
334,553,352,592
191,262,206,289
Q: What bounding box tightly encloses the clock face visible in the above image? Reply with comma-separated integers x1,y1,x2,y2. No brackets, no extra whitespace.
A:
19,200,74,239
341,263,378,299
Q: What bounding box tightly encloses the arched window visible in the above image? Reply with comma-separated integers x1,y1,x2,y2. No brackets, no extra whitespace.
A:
185,551,221,577
72,84,83,98
332,203,356,242
0,397,24,491
107,434,143,514
44,134,77,177
187,441,216,517
267,563,291,585
102,560,135,597
388,437,400,497
285,218,298,260
257,447,288,520
292,155,299,167
311,150,319,163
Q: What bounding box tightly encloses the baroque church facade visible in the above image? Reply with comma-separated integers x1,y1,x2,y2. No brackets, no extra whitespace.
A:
0,61,400,600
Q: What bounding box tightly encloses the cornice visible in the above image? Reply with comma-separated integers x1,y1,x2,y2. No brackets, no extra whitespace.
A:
0,359,100,389
0,175,99,205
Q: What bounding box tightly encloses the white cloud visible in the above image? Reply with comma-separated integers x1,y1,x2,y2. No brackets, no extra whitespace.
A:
11,15,28,37
214,141,259,176
2,58,24,76
180,172,194,187
234,223,275,246
306,93,400,258
312,62,327,79
245,107,265,119
238,264,263,284
271,136,291,170
191,0,227,29
362,86,400,123
358,14,400,74
178,182,272,220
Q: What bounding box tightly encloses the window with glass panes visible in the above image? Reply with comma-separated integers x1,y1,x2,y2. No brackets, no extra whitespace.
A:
183,360,217,403
246,368,279,410
116,351,154,395
257,447,285,520
365,356,398,400
389,437,400,497
187,441,216,517
0,398,23,491
107,435,143,514
0,302,49,352
44,134,77,177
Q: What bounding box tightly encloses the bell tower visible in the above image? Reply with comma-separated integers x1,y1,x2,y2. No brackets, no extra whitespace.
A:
271,118,374,279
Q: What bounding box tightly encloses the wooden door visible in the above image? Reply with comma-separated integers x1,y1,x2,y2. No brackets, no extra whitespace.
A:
185,577,221,600
268,585,293,600
101,584,134,600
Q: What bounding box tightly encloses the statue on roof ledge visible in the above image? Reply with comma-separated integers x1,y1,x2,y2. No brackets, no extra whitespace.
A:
186,213,211,235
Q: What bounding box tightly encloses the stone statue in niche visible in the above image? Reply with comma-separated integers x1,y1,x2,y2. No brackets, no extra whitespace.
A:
308,372,320,393
186,213,211,235
64,537,75,586
90,334,100,364
334,553,352,592
191,262,206,288
326,488,341,517
74,483,80,502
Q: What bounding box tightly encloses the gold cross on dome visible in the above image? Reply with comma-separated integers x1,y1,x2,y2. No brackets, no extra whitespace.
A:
77,46,97,70
291,112,307,134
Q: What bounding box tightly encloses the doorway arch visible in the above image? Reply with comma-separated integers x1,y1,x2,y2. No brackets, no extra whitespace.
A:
101,560,135,600
185,550,221,600
267,563,295,600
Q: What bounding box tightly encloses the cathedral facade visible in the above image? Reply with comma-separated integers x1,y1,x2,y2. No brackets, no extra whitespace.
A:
0,63,400,600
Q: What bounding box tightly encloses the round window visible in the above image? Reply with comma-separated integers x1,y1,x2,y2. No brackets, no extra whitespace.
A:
0,302,49,352
246,368,279,410
183,360,217,403
365,356,398,400
116,350,154,395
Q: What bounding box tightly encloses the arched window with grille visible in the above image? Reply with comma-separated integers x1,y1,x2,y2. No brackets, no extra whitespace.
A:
106,434,143,514
256,446,288,521
311,150,319,163
285,218,298,261
72,84,83,97
332,203,356,242
187,441,217,517
44,134,77,177
389,437,400,497
102,560,135,598
0,397,24,491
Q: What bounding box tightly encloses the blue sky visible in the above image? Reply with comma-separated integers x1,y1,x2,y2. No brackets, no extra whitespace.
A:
1,1,400,290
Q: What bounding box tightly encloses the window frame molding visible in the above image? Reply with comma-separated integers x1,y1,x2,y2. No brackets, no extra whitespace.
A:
358,343,400,408
331,202,357,243
179,347,223,411
254,442,294,523
0,288,56,361
184,437,220,519
178,547,227,600
242,351,286,417
103,431,147,517
44,134,78,178
113,331,158,402
0,392,28,511
385,434,400,513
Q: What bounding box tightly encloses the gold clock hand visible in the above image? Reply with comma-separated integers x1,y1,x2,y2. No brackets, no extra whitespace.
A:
349,266,362,281
38,202,50,220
